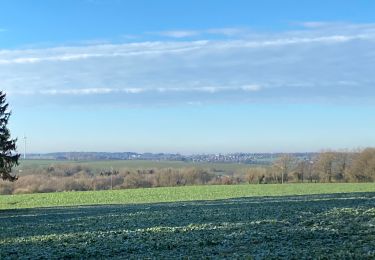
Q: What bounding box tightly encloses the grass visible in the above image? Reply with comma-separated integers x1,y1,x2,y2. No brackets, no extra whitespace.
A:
1,191,374,258
1,183,374,210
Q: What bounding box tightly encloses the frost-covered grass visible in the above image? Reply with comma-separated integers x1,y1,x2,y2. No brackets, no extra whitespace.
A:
1,192,375,258
0,183,374,209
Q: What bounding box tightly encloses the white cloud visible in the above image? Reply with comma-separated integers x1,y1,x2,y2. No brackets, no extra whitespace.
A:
241,85,262,91
1,22,375,106
0,33,368,65
122,88,145,94
11,85,262,96
155,30,199,38
298,21,331,28
39,88,114,95
155,28,251,38
0,41,211,64
206,27,249,36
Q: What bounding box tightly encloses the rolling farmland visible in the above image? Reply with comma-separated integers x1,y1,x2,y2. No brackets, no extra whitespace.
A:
16,159,251,174
1,184,375,258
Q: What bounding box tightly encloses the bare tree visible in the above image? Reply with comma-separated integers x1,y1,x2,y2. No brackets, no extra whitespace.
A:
273,154,295,184
315,151,336,182
349,148,375,182
307,159,315,182
293,159,309,182
334,150,352,182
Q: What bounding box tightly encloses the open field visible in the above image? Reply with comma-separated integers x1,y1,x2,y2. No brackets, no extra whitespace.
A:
1,183,375,209
1,190,375,258
16,159,252,174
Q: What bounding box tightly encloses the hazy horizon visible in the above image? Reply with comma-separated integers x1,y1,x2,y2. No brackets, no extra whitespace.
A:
19,146,366,157
1,0,375,153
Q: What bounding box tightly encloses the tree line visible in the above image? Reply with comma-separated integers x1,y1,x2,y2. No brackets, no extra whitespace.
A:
245,148,375,184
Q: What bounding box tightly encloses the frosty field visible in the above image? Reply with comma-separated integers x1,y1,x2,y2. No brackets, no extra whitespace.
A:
1,184,375,258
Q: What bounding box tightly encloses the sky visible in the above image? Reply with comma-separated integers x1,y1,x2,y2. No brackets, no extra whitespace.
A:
0,0,375,154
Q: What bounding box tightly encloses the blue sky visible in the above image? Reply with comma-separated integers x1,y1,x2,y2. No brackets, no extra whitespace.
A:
1,0,375,153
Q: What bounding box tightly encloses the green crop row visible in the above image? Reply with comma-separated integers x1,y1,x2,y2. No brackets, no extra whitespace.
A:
1,183,374,209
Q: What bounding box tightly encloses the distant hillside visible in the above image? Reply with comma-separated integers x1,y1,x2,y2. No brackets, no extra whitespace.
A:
25,152,316,164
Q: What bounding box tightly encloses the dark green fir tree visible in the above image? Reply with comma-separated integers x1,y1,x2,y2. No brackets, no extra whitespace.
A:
0,91,20,181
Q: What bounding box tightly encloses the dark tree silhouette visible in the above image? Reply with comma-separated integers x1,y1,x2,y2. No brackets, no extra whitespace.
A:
0,91,20,181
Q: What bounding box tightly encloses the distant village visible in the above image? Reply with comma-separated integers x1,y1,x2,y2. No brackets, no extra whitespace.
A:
26,152,315,165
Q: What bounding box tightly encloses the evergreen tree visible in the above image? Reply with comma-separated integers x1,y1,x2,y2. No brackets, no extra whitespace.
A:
0,91,20,181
